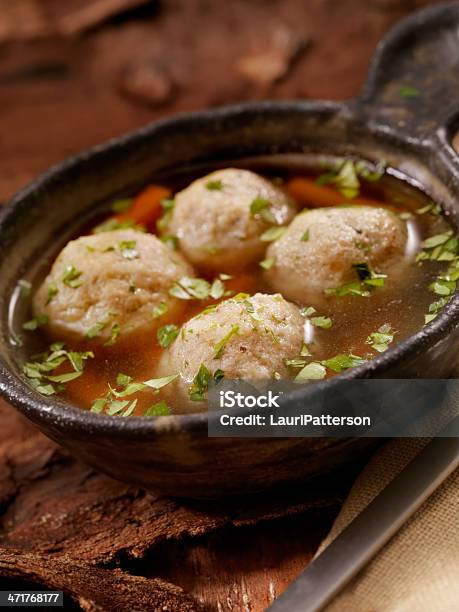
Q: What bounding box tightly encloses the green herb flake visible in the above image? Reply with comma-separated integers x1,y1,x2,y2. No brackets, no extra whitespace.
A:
310,316,333,329
160,235,178,250
300,306,316,317
22,315,49,331
325,282,370,298
85,320,108,339
144,373,179,390
214,369,225,382
62,264,83,288
317,159,360,199
189,364,211,401
169,277,211,300
210,278,225,300
122,399,138,417
366,323,396,353
301,229,310,242
152,302,169,319
285,358,307,368
157,198,175,233
250,197,276,224
157,324,179,348
295,362,326,381
46,283,58,304
93,219,145,234
415,202,441,216
214,325,239,358
321,353,365,372
233,292,251,301
91,398,106,413
105,323,121,346
260,226,287,242
300,342,312,357
144,400,171,417
119,240,139,260
107,400,130,416
46,371,83,384
259,256,276,270
116,372,133,387
205,180,223,191
399,86,420,98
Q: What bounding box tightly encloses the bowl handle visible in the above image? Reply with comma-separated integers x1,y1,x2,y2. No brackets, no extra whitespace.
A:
357,2,459,152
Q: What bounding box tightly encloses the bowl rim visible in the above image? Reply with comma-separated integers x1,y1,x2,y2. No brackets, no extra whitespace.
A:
1,99,459,439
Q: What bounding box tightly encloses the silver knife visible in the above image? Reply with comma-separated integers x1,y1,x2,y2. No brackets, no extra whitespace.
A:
269,417,459,612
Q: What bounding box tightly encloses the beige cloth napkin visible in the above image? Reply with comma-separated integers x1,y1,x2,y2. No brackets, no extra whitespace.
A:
318,436,459,611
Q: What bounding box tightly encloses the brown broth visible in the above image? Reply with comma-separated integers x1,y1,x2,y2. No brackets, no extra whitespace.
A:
11,156,456,416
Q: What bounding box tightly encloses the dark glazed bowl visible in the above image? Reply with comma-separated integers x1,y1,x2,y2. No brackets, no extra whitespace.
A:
1,3,459,498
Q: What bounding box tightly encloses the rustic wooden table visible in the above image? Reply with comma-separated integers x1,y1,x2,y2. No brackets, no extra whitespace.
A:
0,1,443,610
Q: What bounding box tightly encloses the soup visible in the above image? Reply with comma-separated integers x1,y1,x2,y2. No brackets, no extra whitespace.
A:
10,156,458,416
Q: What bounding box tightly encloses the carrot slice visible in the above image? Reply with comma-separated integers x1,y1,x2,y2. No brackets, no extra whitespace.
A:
286,177,389,209
115,185,172,230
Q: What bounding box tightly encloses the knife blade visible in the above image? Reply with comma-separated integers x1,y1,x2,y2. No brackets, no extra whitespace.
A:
269,417,459,612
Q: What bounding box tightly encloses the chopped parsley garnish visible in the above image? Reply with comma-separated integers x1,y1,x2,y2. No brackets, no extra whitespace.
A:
62,265,83,288
116,372,133,387
259,256,276,270
301,229,310,242
260,226,287,242
214,369,225,382
243,299,262,322
310,316,333,329
285,358,307,368
105,323,121,346
300,306,316,317
144,400,171,416
233,292,251,301
152,302,168,319
23,344,93,397
317,159,360,199
93,219,144,234
189,363,211,401
326,263,387,297
22,315,49,331
111,198,132,213
206,180,223,191
399,86,420,98
415,202,441,216
214,325,239,358
294,352,365,381
160,235,178,250
157,324,179,348
295,362,326,381
169,276,211,300
143,374,179,390
119,240,139,260
417,231,458,263
322,354,365,372
210,278,225,299
250,197,276,224
366,323,396,353
85,320,108,339
157,198,175,232
300,342,312,357
46,283,58,304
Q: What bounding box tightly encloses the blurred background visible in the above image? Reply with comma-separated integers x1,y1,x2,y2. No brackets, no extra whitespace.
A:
0,0,445,203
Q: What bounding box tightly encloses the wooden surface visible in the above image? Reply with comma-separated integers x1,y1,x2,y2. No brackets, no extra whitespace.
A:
0,1,444,610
